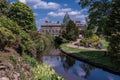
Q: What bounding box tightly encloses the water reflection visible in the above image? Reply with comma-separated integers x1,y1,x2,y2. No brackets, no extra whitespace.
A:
41,49,120,80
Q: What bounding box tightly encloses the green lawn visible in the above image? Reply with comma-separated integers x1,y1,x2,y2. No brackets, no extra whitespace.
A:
60,43,120,73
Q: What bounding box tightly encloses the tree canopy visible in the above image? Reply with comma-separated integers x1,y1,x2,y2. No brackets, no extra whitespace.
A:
78,0,111,35
0,0,9,16
62,20,79,41
78,0,120,55
7,2,37,31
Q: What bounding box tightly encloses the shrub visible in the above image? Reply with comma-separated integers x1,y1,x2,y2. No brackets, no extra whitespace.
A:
0,16,35,56
0,27,15,49
80,34,100,47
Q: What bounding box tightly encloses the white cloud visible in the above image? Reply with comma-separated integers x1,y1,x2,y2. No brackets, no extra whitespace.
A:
19,0,61,10
48,12,65,17
69,11,80,15
48,8,82,17
36,17,48,29
48,8,88,24
33,2,60,9
58,8,72,12
19,0,26,3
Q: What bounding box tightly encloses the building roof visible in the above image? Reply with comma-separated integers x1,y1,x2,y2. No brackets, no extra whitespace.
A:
41,23,62,27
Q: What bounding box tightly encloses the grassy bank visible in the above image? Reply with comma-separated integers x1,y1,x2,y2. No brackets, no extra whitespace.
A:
23,55,64,80
60,44,120,74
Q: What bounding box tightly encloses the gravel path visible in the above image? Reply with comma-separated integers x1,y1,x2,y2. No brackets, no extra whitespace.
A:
67,39,107,51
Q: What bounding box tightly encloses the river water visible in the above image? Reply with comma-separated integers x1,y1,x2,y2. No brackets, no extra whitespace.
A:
40,49,120,80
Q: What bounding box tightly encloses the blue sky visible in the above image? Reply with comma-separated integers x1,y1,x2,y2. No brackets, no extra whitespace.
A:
9,0,88,29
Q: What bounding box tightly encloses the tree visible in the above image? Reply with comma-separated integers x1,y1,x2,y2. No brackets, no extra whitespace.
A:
0,16,36,56
0,0,9,16
7,2,37,31
78,0,120,56
105,0,120,55
63,20,79,41
78,0,111,35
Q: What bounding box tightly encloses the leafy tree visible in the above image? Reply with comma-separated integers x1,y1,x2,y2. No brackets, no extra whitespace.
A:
0,0,9,16
0,16,36,56
78,0,120,55
105,0,120,55
78,0,111,35
29,31,45,54
7,2,37,31
0,27,15,49
63,20,79,41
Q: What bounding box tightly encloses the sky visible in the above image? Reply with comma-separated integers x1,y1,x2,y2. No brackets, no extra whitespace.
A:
9,0,88,29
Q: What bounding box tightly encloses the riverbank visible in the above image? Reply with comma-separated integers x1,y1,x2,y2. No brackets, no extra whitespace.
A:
0,48,63,80
60,43,120,75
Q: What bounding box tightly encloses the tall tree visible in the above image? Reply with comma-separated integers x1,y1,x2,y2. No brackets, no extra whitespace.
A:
7,2,37,31
78,0,120,55
105,0,120,55
78,0,111,35
0,0,9,16
63,20,79,41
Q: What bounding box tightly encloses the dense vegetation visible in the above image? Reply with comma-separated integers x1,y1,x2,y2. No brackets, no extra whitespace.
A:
62,20,79,41
61,13,79,42
78,0,120,60
7,2,36,31
24,55,63,80
0,1,62,80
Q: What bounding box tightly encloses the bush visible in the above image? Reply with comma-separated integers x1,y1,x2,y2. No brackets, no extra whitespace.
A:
80,34,100,47
0,16,35,56
0,27,15,49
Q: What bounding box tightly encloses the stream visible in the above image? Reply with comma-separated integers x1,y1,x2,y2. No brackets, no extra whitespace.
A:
40,49,120,80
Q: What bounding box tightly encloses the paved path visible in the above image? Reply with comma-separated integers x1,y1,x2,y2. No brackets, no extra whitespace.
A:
67,39,107,51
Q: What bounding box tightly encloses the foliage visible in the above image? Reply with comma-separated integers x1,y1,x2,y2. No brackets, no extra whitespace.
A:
62,20,79,41
100,39,109,49
0,0,9,16
60,43,120,73
78,0,120,57
78,0,111,35
0,16,35,56
7,2,36,31
80,34,99,47
108,32,120,56
29,31,45,54
23,54,37,67
84,29,94,38
104,0,120,55
0,27,15,49
23,55,64,80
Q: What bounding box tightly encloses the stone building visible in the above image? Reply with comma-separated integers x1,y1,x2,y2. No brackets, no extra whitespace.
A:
39,13,85,36
39,21,61,36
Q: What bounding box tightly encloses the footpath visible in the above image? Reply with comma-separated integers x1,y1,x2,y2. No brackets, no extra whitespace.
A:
67,39,106,51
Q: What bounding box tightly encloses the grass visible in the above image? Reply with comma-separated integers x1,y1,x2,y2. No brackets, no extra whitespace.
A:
60,43,120,73
60,43,86,53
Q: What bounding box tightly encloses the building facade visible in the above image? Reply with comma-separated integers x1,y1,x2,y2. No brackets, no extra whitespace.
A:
39,13,85,36
39,21,61,36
